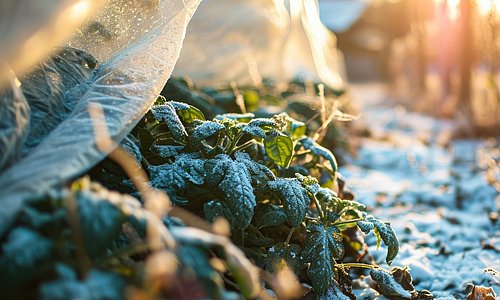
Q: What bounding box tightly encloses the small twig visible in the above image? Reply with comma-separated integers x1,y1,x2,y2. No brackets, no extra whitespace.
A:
231,81,247,114
285,227,296,245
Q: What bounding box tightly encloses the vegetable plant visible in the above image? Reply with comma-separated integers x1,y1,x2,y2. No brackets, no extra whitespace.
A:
0,96,432,299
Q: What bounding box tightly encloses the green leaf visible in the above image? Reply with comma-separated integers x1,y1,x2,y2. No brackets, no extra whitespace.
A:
289,120,307,140
357,214,399,265
370,268,412,299
266,178,310,227
151,103,188,142
302,224,334,293
243,90,259,112
255,204,288,229
169,101,206,124
264,131,293,167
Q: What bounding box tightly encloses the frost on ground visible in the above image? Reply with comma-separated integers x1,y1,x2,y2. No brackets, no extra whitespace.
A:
342,85,499,299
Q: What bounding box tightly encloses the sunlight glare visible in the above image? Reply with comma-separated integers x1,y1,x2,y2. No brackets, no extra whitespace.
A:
476,0,500,15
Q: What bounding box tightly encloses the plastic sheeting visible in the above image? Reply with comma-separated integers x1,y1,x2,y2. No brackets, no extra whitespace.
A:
0,0,201,234
0,0,108,88
174,0,345,90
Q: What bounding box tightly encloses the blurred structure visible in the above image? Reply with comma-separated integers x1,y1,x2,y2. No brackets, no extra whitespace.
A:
320,0,500,134
174,0,346,91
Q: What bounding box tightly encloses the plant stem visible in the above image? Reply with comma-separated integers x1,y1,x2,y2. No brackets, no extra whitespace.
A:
285,227,295,245
332,218,362,226
230,140,257,155
336,262,375,270
311,194,326,224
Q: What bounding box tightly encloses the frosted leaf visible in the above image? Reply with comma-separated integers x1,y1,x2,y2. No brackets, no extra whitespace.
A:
151,144,184,158
189,121,225,150
0,227,53,289
316,187,337,203
357,219,375,233
169,101,205,124
175,155,206,185
205,154,232,187
204,200,225,223
266,178,309,227
234,151,276,181
39,269,125,300
219,160,256,229
76,190,126,257
296,173,320,195
357,214,399,265
297,137,338,175
314,283,351,300
255,204,287,229
370,268,412,299
120,134,142,162
149,154,206,205
215,113,255,122
326,226,344,260
302,223,335,293
151,103,188,142
242,125,266,139
205,154,256,229
247,118,276,129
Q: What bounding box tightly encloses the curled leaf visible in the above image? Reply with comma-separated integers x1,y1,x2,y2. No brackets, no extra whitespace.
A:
296,137,338,176
151,103,188,142
189,121,225,151
370,268,411,299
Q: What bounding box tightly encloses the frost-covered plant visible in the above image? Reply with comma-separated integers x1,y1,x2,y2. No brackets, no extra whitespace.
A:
0,97,428,299
94,97,412,298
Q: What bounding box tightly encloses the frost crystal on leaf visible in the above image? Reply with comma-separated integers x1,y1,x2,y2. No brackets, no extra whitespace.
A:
266,178,309,227
357,214,399,265
370,268,412,299
151,103,188,142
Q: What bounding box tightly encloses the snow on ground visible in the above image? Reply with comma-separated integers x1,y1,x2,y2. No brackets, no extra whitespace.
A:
341,84,500,299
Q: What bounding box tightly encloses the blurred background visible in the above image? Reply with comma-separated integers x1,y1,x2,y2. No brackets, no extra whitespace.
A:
319,0,500,134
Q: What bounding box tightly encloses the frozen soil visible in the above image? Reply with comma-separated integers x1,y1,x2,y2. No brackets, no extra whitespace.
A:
342,85,499,299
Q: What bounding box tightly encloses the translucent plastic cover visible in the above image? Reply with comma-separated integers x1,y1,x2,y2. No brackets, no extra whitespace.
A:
174,0,345,90
0,0,201,234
